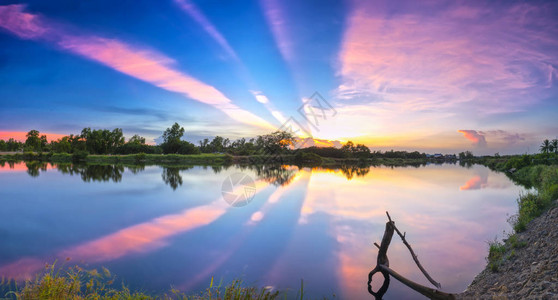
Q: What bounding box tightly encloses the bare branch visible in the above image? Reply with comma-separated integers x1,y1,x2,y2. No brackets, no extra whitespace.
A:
379,264,455,300
387,211,442,289
368,212,456,299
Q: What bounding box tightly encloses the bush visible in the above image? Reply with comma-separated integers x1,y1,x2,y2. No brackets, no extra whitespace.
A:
224,154,233,164
294,152,322,165
51,153,72,162
177,141,200,155
513,192,550,232
72,150,89,162
22,151,39,160
504,155,531,170
135,152,146,163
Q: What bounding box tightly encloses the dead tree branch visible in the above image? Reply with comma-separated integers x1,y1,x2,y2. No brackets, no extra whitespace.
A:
386,211,442,289
368,212,457,300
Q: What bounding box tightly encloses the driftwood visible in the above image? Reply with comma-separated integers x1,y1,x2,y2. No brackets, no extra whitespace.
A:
368,212,457,299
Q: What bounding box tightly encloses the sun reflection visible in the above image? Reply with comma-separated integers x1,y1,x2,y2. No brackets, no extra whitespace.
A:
0,179,271,280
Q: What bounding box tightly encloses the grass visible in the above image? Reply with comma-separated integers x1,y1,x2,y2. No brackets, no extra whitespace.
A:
486,233,527,273
0,151,432,168
0,263,327,300
487,239,507,272
508,165,558,232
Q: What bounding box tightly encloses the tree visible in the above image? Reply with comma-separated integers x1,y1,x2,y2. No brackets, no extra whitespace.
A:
6,138,22,151
209,136,225,153
341,141,370,158
25,130,42,151
128,134,146,145
354,144,371,158
80,128,124,154
458,151,474,160
162,123,185,144
161,123,186,154
51,136,71,153
199,138,210,153
341,141,356,155
255,131,295,154
551,139,558,154
540,139,551,153
177,141,200,154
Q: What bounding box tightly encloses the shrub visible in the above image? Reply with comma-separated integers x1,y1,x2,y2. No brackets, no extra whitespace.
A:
487,239,506,272
223,153,233,164
513,192,550,232
72,150,89,162
135,152,146,163
51,153,72,162
295,152,322,165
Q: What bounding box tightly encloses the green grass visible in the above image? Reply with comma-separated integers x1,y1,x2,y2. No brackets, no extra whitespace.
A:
487,239,507,272
0,152,431,168
0,263,330,300
485,233,528,273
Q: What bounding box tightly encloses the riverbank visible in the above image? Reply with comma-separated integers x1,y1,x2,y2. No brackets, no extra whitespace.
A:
460,200,558,299
458,155,558,298
0,151,433,167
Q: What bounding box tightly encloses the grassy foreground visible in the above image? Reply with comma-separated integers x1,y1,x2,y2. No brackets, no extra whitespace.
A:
0,263,301,300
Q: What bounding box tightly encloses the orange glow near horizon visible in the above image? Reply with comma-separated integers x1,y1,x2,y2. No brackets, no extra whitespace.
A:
0,162,56,172
0,131,68,143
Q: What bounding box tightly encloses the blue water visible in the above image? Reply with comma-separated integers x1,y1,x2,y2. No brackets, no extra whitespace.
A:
0,162,524,299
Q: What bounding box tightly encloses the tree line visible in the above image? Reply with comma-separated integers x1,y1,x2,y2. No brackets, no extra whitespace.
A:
0,122,436,159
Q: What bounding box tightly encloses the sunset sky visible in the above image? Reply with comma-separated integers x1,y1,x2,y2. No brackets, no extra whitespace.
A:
1,0,557,154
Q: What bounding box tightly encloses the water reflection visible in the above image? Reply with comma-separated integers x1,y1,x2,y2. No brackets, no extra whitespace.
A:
162,167,189,190
0,161,523,299
1,162,368,189
25,161,48,177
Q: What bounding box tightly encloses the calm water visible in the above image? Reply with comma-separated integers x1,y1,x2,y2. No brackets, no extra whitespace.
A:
0,162,524,299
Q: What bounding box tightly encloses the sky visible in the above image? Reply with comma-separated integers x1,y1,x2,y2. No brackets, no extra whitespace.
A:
0,0,557,154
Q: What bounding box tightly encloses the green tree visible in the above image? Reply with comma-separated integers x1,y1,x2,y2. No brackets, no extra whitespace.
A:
51,136,71,153
161,123,186,154
0,140,6,151
81,128,124,154
354,144,371,158
540,139,551,153
198,138,210,153
127,134,146,145
341,141,371,158
255,131,295,154
551,139,558,154
25,130,41,151
6,138,22,151
209,136,225,153
68,134,86,152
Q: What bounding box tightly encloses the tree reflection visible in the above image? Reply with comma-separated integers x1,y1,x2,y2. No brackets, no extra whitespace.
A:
56,164,124,182
161,166,193,190
340,165,370,180
25,161,48,177
250,165,297,186
127,164,145,174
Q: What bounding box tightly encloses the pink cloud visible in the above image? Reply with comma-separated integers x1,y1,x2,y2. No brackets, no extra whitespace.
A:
0,4,47,38
337,2,558,115
458,130,487,148
0,5,273,130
